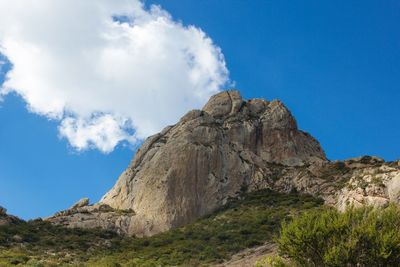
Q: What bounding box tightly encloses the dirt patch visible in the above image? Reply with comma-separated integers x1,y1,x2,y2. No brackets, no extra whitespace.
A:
214,242,277,267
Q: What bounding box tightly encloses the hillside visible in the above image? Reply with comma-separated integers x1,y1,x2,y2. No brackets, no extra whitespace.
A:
1,90,399,266
0,190,323,266
45,91,400,239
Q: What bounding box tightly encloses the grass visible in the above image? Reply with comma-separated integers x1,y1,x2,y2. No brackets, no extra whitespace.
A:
0,190,323,266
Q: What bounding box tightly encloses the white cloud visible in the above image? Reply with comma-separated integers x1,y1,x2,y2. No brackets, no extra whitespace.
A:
0,0,229,153
59,114,137,153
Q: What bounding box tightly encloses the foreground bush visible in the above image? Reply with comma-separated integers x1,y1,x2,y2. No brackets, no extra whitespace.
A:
277,204,400,267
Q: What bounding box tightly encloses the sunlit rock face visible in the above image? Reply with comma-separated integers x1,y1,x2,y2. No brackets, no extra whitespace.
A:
99,90,326,236
47,90,400,237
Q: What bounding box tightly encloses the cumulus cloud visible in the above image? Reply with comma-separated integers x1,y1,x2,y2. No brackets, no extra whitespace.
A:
0,0,229,152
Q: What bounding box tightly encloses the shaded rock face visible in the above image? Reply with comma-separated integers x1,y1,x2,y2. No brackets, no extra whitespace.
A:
98,90,326,236
0,206,6,215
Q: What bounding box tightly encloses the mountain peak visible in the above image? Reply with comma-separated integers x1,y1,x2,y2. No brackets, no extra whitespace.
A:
97,90,326,236
45,91,400,238
202,90,244,117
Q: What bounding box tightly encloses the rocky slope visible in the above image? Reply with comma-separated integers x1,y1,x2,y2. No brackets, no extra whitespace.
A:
46,90,400,237
47,201,135,236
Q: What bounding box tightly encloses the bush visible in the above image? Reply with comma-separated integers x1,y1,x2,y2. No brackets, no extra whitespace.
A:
277,204,400,267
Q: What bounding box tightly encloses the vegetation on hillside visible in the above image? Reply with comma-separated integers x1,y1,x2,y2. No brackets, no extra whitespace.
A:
0,190,323,266
274,204,400,267
0,219,121,266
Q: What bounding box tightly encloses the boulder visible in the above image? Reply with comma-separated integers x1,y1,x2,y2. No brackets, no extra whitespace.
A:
0,206,6,215
70,198,90,209
0,206,23,227
388,174,400,204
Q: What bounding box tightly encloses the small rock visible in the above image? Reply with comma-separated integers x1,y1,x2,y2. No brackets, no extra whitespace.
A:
0,206,7,215
365,196,389,208
351,155,384,164
70,198,90,209
90,203,113,212
203,90,243,117
12,234,24,242
180,109,203,123
248,98,268,114
388,174,400,204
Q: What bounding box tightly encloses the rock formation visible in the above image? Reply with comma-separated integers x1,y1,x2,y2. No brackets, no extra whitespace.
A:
0,206,6,215
47,202,135,235
46,90,400,237
0,206,23,227
69,198,90,209
100,90,325,236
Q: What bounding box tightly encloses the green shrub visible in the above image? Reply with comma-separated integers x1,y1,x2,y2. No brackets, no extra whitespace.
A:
277,204,400,267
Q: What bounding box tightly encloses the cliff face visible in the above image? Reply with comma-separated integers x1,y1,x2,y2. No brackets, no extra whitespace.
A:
99,90,326,236
46,90,400,237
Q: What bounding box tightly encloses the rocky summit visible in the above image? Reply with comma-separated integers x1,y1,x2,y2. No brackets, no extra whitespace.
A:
46,90,400,237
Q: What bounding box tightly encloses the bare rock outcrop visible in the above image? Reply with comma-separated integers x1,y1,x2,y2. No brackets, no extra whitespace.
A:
46,90,400,237
46,202,135,235
0,206,23,227
254,156,400,211
98,90,326,236
69,198,90,209
334,158,400,211
0,206,6,215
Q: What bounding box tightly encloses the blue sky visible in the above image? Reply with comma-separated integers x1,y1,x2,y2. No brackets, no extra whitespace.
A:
0,0,399,219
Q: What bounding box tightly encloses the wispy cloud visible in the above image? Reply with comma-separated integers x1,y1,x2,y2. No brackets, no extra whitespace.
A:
0,0,229,153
